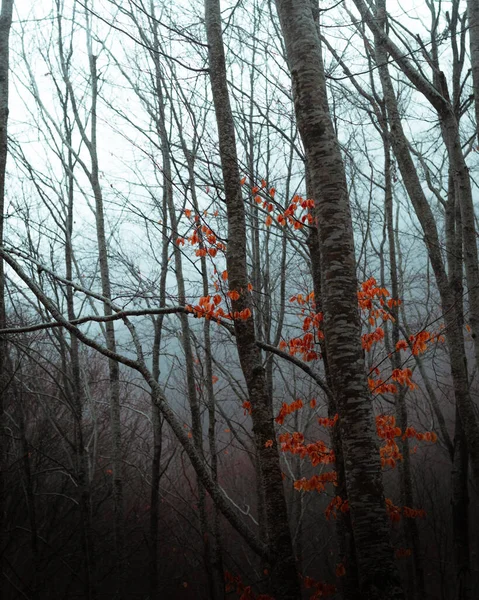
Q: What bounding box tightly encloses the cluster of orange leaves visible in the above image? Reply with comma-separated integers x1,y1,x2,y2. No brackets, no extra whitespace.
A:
279,333,318,362
278,293,323,362
394,330,445,355
362,327,385,352
368,367,416,395
386,498,426,522
303,575,337,599
275,398,304,425
294,471,337,493
186,293,252,322
376,415,437,468
242,401,252,415
358,277,398,325
325,495,425,523
376,415,403,468
224,571,273,600
177,216,226,258
318,414,338,428
279,432,335,467
242,178,316,230
325,496,350,520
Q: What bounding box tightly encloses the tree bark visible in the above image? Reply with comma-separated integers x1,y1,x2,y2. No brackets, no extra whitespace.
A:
383,131,424,600
451,406,471,600
204,1,301,598
467,0,479,143
0,2,14,597
372,2,479,486
273,2,403,598
307,197,360,600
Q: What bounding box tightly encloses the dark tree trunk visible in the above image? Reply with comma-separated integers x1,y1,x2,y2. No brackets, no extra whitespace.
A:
204,1,301,598
467,0,479,143
0,3,14,597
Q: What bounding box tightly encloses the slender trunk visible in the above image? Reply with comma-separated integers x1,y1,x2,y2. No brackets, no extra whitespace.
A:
204,1,301,597
149,26,218,596
0,3,13,596
373,3,479,485
447,177,471,600
467,0,479,143
61,86,96,600
56,13,125,576
87,53,124,597
384,133,424,600
185,148,225,599
274,2,403,598
451,406,471,600
149,189,169,600
17,394,39,600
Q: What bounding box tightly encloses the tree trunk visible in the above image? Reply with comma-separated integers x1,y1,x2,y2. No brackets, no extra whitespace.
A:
467,0,479,143
273,2,403,598
204,1,301,598
373,3,479,486
0,3,13,597
451,406,471,600
148,186,169,600
385,137,424,600
307,213,360,600
87,54,125,598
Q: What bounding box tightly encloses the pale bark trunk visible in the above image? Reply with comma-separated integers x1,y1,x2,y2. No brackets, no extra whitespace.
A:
204,1,301,597
306,193,360,600
274,2,403,598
